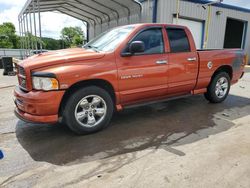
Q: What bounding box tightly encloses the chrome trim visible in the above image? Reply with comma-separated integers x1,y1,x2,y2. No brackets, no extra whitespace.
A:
156,60,168,64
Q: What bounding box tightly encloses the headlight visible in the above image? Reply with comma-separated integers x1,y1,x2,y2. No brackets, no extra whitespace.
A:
32,77,59,91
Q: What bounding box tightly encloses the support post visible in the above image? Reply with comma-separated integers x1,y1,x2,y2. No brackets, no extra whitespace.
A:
25,13,30,53
23,15,28,57
29,7,34,50
203,5,212,49
152,0,158,23
86,22,89,42
33,0,38,51
37,0,43,51
18,18,24,59
176,0,180,24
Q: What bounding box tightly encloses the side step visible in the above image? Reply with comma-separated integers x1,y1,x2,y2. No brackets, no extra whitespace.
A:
123,94,192,110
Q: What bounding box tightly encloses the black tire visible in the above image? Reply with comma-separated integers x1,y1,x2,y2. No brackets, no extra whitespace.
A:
204,72,231,103
63,86,114,135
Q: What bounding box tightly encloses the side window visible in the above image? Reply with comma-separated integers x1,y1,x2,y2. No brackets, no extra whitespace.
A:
131,28,164,54
166,28,191,53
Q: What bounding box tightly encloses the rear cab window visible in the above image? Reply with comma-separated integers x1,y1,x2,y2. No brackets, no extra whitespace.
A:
166,28,191,53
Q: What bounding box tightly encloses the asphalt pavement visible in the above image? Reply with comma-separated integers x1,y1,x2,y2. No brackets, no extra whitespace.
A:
0,68,250,188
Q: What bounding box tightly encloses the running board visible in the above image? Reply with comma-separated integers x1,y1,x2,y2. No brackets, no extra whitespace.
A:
123,94,192,110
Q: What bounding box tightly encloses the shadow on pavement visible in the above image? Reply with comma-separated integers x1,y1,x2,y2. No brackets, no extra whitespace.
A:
16,94,250,165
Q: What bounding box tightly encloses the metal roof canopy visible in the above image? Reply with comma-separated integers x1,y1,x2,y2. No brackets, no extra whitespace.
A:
18,0,142,57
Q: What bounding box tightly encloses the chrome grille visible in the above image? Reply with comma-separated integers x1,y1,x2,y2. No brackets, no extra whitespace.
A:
17,66,27,89
18,66,26,76
19,77,27,88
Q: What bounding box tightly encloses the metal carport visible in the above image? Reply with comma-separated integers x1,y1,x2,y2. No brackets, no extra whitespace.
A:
18,0,142,56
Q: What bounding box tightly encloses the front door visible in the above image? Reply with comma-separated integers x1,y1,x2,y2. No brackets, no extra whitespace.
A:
116,27,168,105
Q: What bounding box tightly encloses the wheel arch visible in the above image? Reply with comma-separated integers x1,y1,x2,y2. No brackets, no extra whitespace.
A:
212,65,233,81
59,79,116,117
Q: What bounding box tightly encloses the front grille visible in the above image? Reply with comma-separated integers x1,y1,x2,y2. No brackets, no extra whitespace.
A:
17,65,27,89
18,66,26,76
19,77,27,89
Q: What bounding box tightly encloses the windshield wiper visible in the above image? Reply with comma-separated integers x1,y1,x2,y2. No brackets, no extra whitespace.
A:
85,45,100,52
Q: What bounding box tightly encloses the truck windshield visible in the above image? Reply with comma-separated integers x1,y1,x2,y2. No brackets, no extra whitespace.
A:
84,26,135,52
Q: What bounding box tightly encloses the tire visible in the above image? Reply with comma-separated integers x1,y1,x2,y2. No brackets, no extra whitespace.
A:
204,72,231,103
63,86,114,135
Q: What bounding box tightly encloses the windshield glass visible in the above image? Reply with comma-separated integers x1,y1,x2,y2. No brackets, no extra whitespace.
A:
84,26,135,52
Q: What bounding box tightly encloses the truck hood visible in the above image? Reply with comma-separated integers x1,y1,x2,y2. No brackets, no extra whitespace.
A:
20,48,105,70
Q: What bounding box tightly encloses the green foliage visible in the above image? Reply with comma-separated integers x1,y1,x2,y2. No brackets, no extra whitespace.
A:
42,37,64,50
21,32,45,49
0,22,84,50
0,22,19,48
61,26,84,47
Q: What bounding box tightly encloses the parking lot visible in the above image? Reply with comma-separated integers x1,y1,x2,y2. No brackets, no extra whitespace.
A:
0,67,250,188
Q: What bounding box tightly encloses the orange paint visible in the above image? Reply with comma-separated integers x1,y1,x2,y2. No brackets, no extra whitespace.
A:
14,23,246,124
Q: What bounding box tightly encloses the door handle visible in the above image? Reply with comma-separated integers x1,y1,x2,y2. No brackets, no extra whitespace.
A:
156,60,168,65
187,57,197,62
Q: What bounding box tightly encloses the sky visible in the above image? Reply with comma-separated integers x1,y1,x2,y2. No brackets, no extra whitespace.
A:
0,0,250,39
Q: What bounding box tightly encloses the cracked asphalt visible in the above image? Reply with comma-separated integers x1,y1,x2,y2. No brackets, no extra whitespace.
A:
0,68,250,188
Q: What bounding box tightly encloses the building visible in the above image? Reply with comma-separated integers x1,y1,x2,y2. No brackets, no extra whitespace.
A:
142,0,250,51
19,0,250,63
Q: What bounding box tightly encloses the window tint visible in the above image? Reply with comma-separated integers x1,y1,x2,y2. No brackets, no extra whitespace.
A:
166,28,190,53
131,28,164,54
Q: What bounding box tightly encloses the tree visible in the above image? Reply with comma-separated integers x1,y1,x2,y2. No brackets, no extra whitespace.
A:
61,26,84,47
42,37,62,50
0,22,19,48
0,21,82,50
21,32,44,50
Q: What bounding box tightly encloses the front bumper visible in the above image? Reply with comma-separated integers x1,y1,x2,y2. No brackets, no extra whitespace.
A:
14,86,65,124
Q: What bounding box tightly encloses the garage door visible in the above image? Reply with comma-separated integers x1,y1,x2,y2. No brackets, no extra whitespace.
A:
173,18,204,49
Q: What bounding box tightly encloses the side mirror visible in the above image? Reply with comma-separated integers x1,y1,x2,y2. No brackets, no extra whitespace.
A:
129,41,145,54
121,41,145,57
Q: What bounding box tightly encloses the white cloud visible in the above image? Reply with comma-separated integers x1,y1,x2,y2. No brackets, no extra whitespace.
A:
0,6,21,31
0,0,26,6
39,12,85,39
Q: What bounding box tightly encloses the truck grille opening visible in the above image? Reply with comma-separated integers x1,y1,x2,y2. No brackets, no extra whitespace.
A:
17,66,27,89
18,77,27,89
18,66,26,76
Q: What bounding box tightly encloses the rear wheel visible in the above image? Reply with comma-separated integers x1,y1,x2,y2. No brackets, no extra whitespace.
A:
63,86,114,134
204,72,230,103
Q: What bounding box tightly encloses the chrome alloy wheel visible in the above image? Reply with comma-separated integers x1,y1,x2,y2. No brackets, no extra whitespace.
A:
215,77,229,98
74,95,107,128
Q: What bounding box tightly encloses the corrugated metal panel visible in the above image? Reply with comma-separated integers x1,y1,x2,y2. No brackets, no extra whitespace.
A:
141,0,153,22
157,0,250,57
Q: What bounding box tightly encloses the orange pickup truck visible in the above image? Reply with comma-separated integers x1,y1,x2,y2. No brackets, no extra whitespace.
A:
14,23,247,134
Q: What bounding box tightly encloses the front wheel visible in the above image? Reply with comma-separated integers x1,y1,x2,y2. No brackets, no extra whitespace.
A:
204,72,231,103
63,86,114,135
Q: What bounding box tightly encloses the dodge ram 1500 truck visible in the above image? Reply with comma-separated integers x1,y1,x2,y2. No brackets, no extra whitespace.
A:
14,23,247,134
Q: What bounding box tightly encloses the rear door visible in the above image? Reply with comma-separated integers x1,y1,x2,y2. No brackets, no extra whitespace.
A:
166,27,199,94
116,27,168,105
